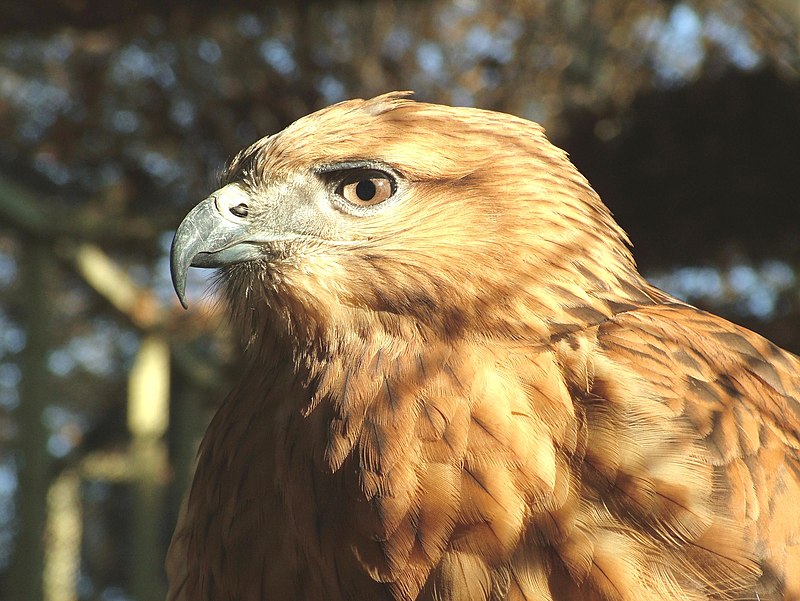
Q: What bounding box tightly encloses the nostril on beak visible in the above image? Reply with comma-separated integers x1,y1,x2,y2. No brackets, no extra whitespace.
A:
230,203,249,218
212,185,252,221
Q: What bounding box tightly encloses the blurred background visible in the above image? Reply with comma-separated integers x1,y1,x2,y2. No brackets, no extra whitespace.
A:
0,0,798,599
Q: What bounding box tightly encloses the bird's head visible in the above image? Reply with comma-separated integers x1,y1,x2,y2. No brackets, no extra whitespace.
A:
171,92,647,350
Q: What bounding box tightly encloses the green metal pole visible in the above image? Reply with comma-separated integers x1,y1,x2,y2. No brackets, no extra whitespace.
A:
9,239,54,601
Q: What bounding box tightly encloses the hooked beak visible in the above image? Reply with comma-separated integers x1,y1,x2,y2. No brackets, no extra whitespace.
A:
170,184,262,308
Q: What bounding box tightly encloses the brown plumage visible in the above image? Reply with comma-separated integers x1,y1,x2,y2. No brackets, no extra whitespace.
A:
167,92,800,601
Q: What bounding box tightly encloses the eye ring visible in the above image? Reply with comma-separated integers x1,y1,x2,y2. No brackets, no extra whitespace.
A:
337,169,396,208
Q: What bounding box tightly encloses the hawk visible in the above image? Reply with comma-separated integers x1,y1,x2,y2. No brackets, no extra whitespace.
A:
167,92,800,600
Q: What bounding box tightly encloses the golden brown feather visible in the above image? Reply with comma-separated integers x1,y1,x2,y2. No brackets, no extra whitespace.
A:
167,93,800,601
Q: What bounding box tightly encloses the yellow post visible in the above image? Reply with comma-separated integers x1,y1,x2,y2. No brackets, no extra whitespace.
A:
43,470,81,601
128,332,170,601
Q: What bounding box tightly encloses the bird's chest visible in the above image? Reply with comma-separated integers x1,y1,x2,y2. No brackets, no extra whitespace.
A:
266,344,580,601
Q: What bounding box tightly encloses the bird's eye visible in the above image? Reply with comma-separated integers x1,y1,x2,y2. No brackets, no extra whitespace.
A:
337,170,395,208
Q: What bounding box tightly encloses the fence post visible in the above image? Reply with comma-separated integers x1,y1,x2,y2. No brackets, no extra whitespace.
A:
9,240,54,601
43,469,81,601
128,332,170,601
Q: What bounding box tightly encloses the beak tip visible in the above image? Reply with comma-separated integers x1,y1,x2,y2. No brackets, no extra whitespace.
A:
170,262,190,310
170,237,191,310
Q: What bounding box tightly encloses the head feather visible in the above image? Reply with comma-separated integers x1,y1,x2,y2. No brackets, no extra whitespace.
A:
219,93,653,348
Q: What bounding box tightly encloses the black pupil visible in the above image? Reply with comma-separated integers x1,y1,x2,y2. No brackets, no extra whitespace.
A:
355,179,376,201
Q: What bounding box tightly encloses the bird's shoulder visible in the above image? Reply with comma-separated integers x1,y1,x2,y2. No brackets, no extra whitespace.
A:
535,300,800,599
593,301,800,450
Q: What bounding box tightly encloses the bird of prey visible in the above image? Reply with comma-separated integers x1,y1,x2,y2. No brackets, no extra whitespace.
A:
167,92,800,601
